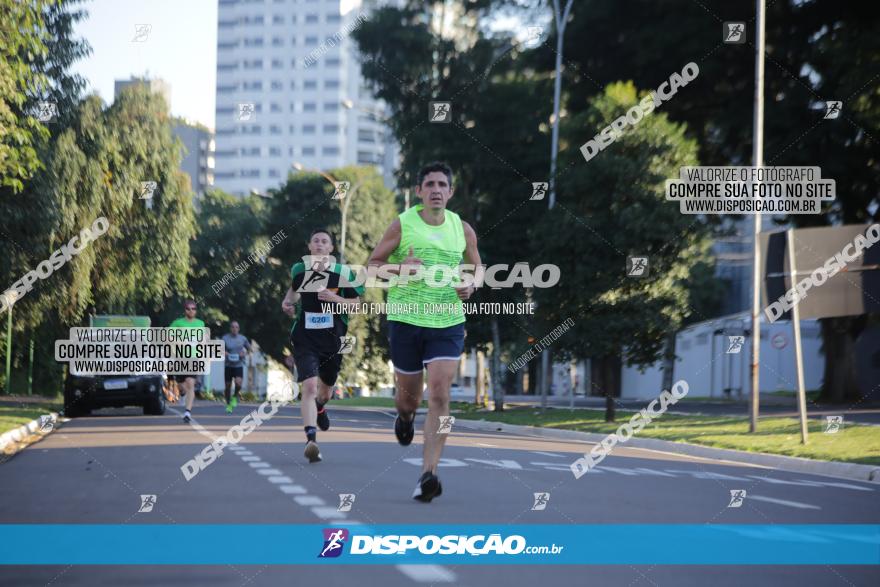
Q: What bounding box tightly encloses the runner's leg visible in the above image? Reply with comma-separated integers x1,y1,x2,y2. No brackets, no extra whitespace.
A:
183,377,195,411
422,360,456,475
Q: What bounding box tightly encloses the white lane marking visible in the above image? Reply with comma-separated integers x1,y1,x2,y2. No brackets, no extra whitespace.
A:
294,495,325,506
749,495,821,510
249,462,270,468
598,466,639,476
795,479,875,492
404,457,468,467
475,443,498,448
241,456,261,462
235,451,253,456
464,458,522,469
396,564,457,583
529,461,572,472
312,507,347,520
531,451,564,458
268,476,293,484
748,475,826,488
256,468,284,476
279,485,308,495
633,467,677,477
664,469,749,482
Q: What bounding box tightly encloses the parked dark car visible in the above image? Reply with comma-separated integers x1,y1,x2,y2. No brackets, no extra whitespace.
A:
64,373,167,417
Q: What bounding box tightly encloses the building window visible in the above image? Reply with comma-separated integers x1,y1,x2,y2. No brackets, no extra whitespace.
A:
243,59,263,69
305,14,319,23
242,146,260,155
305,36,319,46
325,57,341,67
272,14,284,24
324,79,340,89
218,41,239,50
240,169,261,178
244,37,263,47
303,102,317,112
269,125,282,135
302,146,316,156
290,36,297,46
216,106,235,116
289,124,296,133
304,79,317,90
271,80,283,91
270,103,282,112
217,85,237,93
323,102,339,112
322,146,340,156
326,14,341,23
272,37,284,47
323,124,339,133
269,169,280,178
217,62,238,71
358,129,375,143
243,81,263,90
302,124,316,134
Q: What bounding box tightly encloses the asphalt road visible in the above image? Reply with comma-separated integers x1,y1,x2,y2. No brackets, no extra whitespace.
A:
1,400,878,586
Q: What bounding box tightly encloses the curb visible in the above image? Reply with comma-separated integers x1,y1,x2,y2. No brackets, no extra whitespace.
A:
0,412,59,454
334,406,880,484
450,417,880,484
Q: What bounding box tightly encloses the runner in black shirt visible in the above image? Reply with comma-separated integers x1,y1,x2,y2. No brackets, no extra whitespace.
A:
281,228,363,463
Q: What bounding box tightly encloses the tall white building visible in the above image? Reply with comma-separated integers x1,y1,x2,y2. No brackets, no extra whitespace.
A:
214,0,396,196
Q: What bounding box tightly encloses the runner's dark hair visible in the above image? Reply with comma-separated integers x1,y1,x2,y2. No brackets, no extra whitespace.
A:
309,227,336,247
417,161,453,188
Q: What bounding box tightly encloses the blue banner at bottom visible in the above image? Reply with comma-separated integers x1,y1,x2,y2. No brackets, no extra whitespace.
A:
1,525,878,565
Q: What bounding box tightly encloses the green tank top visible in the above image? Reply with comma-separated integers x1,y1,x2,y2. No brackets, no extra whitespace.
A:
387,205,466,328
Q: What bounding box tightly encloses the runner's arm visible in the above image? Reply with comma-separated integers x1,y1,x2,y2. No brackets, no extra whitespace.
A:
458,221,483,296
282,287,300,316
367,219,403,274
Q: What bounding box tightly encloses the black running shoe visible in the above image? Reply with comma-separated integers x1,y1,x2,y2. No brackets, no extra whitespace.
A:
412,471,442,502
394,414,415,446
316,404,330,431
183,412,191,424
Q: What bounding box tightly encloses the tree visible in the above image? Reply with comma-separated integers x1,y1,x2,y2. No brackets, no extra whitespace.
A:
353,1,552,398
532,82,708,421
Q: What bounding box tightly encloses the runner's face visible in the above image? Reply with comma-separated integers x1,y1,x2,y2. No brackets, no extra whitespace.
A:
308,233,333,258
230,322,239,335
416,171,453,210
184,304,197,317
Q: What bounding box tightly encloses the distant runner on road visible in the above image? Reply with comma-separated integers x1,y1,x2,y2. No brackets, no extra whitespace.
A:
222,321,252,413
169,299,205,424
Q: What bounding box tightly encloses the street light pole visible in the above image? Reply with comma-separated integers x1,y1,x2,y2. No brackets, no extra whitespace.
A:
540,0,575,411
749,0,766,433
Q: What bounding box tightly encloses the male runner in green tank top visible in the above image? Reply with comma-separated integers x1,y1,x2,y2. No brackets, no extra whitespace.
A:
368,161,481,502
